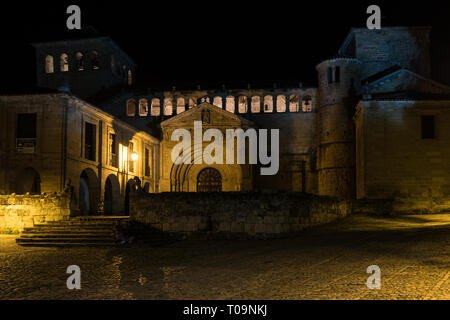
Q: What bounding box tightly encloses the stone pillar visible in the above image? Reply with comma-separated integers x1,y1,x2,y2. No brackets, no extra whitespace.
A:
273,95,278,113
286,94,291,113
159,97,164,117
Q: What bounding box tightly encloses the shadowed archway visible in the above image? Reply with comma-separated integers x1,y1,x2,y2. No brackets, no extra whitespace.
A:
197,167,222,192
104,174,121,215
79,168,99,215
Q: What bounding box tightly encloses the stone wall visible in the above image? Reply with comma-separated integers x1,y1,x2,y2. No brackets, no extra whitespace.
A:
356,99,450,213
129,192,352,239
0,193,71,232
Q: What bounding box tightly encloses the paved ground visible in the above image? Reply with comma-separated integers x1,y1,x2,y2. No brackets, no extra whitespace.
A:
0,214,449,300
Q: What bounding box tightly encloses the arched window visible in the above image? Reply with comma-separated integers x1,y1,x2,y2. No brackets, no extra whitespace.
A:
197,168,222,192
213,96,222,109
289,95,300,112
200,96,210,104
150,98,161,116
276,95,286,112
263,95,273,113
60,53,69,72
126,99,136,116
188,98,196,109
92,51,100,69
164,98,173,115
177,97,186,114
226,96,235,113
251,96,261,113
45,55,54,73
302,95,313,112
127,70,132,86
238,96,248,113
139,99,148,116
75,52,85,71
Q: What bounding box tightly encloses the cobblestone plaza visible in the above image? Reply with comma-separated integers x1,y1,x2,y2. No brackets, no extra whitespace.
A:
1,214,449,300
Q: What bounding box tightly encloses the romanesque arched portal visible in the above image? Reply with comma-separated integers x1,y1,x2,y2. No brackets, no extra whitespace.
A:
197,168,222,192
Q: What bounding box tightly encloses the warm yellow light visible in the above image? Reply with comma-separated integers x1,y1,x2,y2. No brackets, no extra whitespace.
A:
131,152,138,161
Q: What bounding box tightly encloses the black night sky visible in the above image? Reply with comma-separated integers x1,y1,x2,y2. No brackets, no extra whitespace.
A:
1,1,450,92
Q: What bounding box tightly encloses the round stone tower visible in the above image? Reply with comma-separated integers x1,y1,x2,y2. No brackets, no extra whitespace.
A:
315,57,362,198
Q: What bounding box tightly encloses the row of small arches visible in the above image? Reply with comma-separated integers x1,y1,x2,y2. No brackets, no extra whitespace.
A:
45,52,133,85
45,51,99,73
126,94,313,117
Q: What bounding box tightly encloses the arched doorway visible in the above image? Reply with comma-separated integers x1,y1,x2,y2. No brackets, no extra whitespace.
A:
79,169,99,215
124,179,136,216
104,174,121,215
197,168,222,192
15,167,41,194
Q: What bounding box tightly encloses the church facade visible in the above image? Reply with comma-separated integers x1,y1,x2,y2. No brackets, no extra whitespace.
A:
2,26,450,216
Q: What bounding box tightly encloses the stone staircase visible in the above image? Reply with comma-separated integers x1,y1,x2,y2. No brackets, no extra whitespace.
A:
16,216,173,247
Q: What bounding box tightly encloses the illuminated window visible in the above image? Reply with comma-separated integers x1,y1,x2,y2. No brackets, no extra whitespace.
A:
164,98,173,115
213,96,222,109
45,55,54,73
251,96,261,113
238,96,248,113
226,96,235,113
151,98,161,116
289,95,300,112
177,97,186,114
126,99,136,116
302,95,313,112
60,54,69,72
276,95,286,112
139,99,148,116
263,95,273,113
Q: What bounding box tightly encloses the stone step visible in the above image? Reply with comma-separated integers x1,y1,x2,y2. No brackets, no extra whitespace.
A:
38,222,119,227
16,242,119,247
16,216,173,247
25,226,116,231
17,237,115,243
19,233,114,238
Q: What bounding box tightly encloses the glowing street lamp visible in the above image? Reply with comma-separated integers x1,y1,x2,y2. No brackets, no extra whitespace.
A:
131,152,138,161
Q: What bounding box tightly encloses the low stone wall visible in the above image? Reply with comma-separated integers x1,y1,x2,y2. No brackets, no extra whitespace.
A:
129,192,352,239
391,197,450,214
0,193,71,232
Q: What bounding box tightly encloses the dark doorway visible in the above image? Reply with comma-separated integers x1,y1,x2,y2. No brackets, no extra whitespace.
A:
104,174,121,215
197,168,222,192
79,169,99,215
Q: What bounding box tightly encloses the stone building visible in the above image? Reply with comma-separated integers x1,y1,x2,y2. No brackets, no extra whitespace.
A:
2,26,450,217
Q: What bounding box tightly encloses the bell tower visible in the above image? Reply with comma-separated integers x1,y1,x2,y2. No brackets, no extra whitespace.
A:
32,36,135,99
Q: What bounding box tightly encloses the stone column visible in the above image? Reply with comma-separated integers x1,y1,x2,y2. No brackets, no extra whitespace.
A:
273,94,278,113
